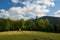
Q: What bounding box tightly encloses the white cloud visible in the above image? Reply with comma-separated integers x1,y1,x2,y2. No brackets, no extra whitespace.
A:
54,10,60,17
20,0,55,7
0,9,10,18
0,0,55,20
9,7,24,20
11,0,55,7
11,0,19,3
42,0,55,7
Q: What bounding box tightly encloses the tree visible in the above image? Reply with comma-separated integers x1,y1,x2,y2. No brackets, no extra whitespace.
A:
35,19,45,31
45,19,50,32
56,24,60,32
53,19,60,32
39,19,46,31
0,19,7,31
18,19,25,30
26,19,36,31
5,20,10,31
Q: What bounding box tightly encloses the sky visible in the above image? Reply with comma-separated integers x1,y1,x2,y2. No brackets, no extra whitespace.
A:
0,0,60,20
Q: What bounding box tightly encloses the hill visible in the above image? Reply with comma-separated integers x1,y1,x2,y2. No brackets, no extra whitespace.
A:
40,16,60,24
33,16,60,24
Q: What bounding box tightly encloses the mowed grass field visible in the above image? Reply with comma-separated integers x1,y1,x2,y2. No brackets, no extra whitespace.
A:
0,31,60,40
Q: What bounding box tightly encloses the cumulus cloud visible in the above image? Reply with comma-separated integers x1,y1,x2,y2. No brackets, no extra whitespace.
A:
21,0,55,7
0,0,55,20
11,0,19,3
54,10,60,17
0,9,10,18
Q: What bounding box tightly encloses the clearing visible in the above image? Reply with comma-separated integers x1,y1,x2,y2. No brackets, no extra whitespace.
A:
0,31,60,40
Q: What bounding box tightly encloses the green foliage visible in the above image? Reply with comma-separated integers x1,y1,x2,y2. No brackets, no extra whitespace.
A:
26,19,36,31
0,18,60,33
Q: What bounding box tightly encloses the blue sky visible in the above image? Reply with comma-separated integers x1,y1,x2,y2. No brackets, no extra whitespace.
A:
0,0,24,10
0,0,60,20
47,0,60,16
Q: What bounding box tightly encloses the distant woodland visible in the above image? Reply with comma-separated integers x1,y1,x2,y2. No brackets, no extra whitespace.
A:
0,17,60,33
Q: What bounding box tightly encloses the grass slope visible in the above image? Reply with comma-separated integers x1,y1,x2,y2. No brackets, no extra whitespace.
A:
0,31,60,40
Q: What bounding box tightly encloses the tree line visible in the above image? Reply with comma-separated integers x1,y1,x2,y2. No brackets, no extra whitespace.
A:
0,18,60,33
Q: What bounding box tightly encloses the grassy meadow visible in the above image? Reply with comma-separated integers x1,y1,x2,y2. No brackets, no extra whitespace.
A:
0,31,60,40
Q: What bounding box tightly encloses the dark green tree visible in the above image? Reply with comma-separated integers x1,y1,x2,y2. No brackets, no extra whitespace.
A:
26,19,36,31
18,19,25,30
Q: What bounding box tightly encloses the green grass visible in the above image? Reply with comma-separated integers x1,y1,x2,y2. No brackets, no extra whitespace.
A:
0,31,60,40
